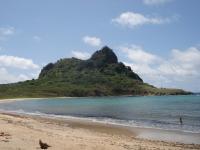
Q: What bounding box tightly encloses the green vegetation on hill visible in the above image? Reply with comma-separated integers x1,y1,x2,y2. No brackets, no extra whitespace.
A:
0,46,191,99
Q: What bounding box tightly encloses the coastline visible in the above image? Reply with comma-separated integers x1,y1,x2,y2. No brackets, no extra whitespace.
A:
0,97,75,103
0,112,200,150
0,92,194,102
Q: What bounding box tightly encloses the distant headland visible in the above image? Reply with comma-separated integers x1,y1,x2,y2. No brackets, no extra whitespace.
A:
0,46,191,99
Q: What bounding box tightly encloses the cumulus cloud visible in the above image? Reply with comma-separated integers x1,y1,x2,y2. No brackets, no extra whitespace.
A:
121,45,161,64
0,55,39,69
72,51,90,60
0,55,40,84
143,0,172,5
158,47,200,77
121,45,200,91
112,12,170,28
0,67,35,84
83,36,102,47
0,26,15,40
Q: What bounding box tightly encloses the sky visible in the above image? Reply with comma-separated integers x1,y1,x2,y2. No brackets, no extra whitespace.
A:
0,0,200,92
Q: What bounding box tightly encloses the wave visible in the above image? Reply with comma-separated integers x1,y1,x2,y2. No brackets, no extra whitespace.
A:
1,108,200,134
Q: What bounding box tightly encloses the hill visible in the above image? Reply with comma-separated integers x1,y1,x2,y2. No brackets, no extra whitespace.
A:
0,46,191,99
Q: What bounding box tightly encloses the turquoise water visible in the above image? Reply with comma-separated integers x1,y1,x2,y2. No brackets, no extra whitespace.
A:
0,95,200,133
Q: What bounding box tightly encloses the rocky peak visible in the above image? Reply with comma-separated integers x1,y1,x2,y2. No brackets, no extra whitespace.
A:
89,46,118,65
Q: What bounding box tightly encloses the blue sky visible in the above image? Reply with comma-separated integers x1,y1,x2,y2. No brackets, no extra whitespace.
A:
0,0,200,92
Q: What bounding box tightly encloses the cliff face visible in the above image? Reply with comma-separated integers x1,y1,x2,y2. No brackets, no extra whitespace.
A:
0,46,191,99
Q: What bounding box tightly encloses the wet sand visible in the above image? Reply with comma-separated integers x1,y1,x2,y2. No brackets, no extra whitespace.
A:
0,112,200,150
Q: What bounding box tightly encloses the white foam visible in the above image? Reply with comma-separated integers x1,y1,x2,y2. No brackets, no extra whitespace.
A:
1,109,200,134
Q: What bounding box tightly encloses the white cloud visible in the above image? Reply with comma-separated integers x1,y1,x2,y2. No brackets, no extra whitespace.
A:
112,12,170,28
0,26,15,40
158,47,200,76
121,45,161,64
72,51,90,60
33,35,42,42
83,36,102,47
121,45,200,92
172,47,200,66
0,67,34,84
143,0,172,5
0,55,39,69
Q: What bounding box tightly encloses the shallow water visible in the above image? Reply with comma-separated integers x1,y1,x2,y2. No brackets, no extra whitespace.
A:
0,95,200,134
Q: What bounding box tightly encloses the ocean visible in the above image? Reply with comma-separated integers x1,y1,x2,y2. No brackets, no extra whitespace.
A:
0,95,200,134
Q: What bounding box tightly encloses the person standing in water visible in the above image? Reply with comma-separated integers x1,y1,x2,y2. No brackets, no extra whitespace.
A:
180,117,183,125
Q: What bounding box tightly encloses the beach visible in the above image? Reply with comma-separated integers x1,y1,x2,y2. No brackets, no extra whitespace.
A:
0,112,200,150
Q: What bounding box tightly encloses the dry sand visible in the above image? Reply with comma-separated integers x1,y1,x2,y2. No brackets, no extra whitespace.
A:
0,113,200,150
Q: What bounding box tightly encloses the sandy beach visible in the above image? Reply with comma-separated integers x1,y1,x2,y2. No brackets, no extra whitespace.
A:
0,113,200,150
0,97,75,103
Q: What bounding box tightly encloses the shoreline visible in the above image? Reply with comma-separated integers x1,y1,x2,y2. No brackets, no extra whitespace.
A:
0,94,194,102
0,97,200,145
1,96,200,149
1,108,200,135
0,112,200,149
0,112,200,150
0,97,76,103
